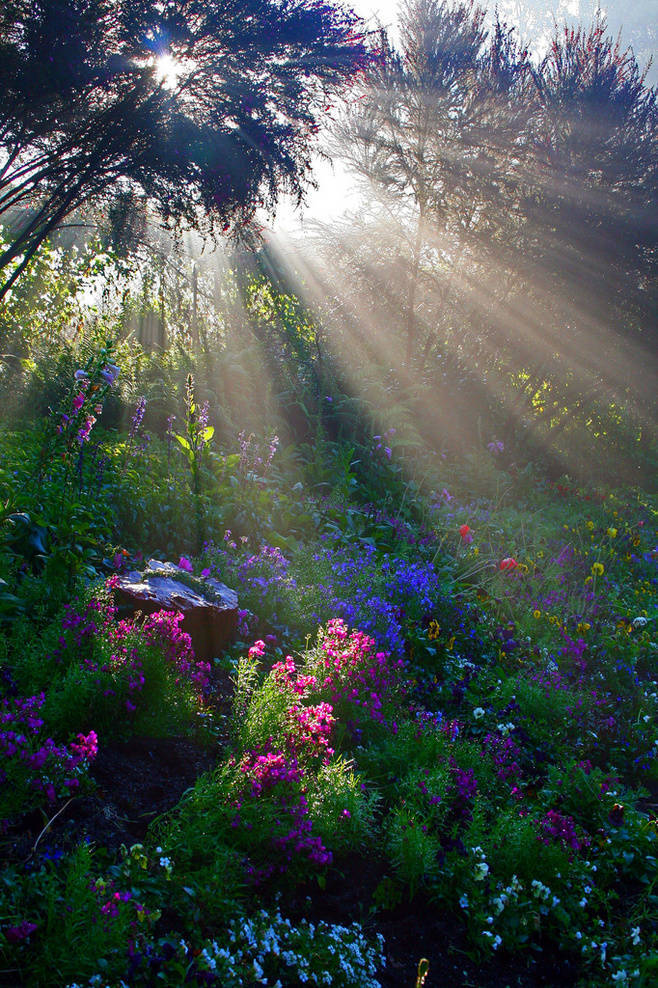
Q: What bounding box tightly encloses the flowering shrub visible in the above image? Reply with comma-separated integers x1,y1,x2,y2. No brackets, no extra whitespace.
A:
0,692,97,818
38,583,211,740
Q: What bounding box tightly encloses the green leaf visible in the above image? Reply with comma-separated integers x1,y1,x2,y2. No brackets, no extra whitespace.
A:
174,434,191,452
201,426,214,443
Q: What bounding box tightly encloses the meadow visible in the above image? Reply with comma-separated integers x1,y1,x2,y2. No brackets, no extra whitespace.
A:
0,335,655,987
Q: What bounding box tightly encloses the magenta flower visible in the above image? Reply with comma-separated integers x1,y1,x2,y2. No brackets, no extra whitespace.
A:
178,556,193,572
6,921,38,943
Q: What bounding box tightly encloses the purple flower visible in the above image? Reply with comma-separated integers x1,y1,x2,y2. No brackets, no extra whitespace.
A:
178,556,193,573
6,921,38,943
129,397,147,440
76,414,96,445
99,362,120,385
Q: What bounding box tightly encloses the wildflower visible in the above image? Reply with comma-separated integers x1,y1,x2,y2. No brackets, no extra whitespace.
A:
474,861,489,880
74,369,89,381
487,440,504,454
607,527,617,538
428,620,441,641
632,616,647,629
76,413,96,444
473,707,485,719
499,557,518,571
459,524,473,544
533,609,541,619
576,622,591,633
100,362,120,385
591,562,604,577
6,921,38,942
630,926,641,945
249,640,266,659
129,397,147,440
178,556,193,572
586,520,594,530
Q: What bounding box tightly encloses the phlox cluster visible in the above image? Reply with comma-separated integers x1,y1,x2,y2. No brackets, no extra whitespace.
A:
0,692,98,810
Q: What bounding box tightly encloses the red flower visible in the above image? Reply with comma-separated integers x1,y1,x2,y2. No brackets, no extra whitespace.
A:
499,557,518,571
459,524,473,544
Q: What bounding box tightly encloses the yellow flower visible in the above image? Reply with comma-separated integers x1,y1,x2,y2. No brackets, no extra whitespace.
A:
533,609,541,620
607,527,617,538
591,562,604,577
577,622,591,633
447,635,455,651
586,520,594,530
428,620,441,641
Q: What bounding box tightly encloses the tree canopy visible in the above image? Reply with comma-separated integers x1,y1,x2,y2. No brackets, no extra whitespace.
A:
0,0,370,297
325,0,656,456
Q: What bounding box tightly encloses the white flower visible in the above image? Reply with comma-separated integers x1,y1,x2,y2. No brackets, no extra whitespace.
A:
632,616,647,629
473,707,485,719
474,861,489,880
631,925,641,945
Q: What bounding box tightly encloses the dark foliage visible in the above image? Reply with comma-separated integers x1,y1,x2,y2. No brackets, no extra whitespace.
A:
0,0,371,296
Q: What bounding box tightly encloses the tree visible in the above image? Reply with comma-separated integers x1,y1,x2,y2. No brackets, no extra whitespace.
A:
325,1,656,469
0,0,370,298
334,0,532,364
519,19,658,393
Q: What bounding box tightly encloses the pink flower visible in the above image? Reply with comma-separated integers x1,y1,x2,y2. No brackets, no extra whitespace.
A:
178,556,193,572
248,640,266,659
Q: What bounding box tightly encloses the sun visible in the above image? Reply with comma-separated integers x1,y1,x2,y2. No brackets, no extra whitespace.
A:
153,53,181,91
